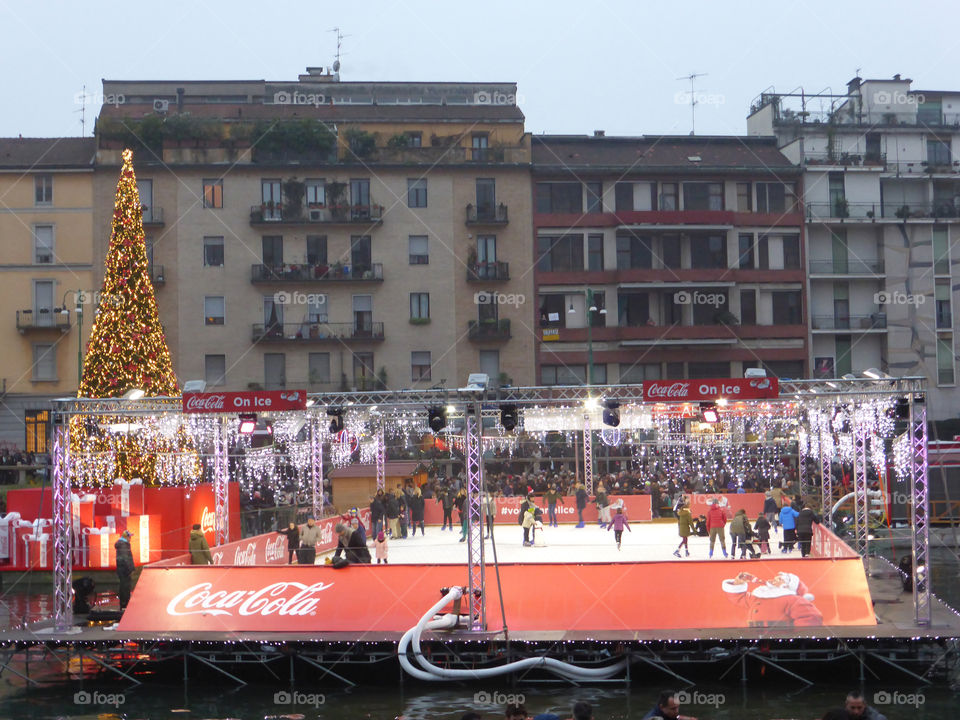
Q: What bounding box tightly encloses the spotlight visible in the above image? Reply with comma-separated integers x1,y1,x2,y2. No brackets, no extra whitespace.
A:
700,402,719,424
238,413,257,434
500,404,518,431
602,399,620,427
427,406,447,433
892,397,910,420
327,406,344,433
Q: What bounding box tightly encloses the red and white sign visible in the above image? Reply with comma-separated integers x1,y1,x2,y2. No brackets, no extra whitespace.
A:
182,390,307,414
642,377,779,402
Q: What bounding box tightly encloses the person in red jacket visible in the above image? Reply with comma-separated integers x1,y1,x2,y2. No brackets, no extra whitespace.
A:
722,571,824,627
705,499,728,558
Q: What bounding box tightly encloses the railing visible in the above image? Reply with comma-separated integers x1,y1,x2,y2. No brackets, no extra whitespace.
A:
883,160,960,175
807,201,960,220
252,322,384,342
812,314,887,330
251,263,383,283
250,204,384,224
141,206,164,225
466,203,509,224
772,104,960,127
803,151,887,167
466,261,510,282
16,309,70,331
467,319,511,340
809,259,884,275
150,264,165,284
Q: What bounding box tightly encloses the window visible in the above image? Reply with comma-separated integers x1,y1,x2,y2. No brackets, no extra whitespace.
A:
617,292,650,327
756,182,795,213
688,361,730,379
782,235,801,269
541,365,586,386
307,235,327,265
137,179,153,221
590,364,607,384
411,351,432,382
353,295,373,332
407,178,427,208
615,232,652,270
738,233,754,269
32,343,56,381
203,179,223,208
661,234,681,269
736,182,751,212
305,179,325,207
928,137,952,167
937,280,952,329
476,178,496,213
261,179,281,219
350,235,372,274
406,132,422,148
740,289,757,325
307,295,326,323
615,182,634,212
410,292,430,320
933,228,949,275
204,355,226,386
34,225,53,264
203,236,224,267
409,235,429,265
263,295,284,327
762,360,804,379
659,182,678,210
477,235,497,269
33,281,54,324
538,295,565,327
471,133,489,161
619,363,660,383
938,333,955,385
262,236,283,268
264,353,286,390
34,174,53,205
350,179,371,214
828,173,845,216
588,291,606,328
772,291,802,324
478,290,498,324
661,291,682,324
535,182,583,214
588,234,604,271
757,235,769,270
683,182,723,210
479,350,500,381
353,352,375,388
308,353,331,386
690,235,727,269
666,362,684,379
24,410,48,453
586,182,602,213
204,296,225,325
537,234,584,272
693,292,729,325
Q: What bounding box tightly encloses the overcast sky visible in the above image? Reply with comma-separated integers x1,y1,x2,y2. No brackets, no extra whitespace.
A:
2,0,957,140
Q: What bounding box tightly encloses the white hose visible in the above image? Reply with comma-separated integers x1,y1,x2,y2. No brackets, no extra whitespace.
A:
398,587,628,681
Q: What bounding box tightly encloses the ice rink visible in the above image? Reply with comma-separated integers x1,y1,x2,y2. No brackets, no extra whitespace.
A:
329,521,780,564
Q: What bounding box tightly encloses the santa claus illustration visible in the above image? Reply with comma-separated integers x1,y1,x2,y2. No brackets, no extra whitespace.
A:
722,571,824,627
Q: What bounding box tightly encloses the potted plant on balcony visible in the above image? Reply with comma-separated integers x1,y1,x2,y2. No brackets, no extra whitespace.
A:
376,367,388,391
834,197,849,218
895,204,911,219
282,177,305,220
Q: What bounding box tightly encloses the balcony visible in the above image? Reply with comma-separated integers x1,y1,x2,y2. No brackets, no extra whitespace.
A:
468,319,511,341
150,264,165,285
803,151,887,167
811,314,887,331
250,204,383,226
809,259,884,276
466,203,509,225
141,206,164,226
17,309,70,333
806,201,960,221
251,263,384,283
466,261,510,282
252,322,384,343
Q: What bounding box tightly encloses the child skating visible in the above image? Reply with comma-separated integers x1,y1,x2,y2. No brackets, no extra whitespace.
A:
607,507,631,550
375,531,388,564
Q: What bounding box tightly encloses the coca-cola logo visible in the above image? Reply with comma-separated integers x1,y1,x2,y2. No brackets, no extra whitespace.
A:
265,536,285,563
166,581,334,617
234,542,258,566
200,507,216,534
646,382,690,399
184,394,226,411
319,523,334,545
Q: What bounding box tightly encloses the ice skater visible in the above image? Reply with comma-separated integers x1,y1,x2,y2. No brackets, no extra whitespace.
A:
606,507,631,550
375,531,388,564
673,496,692,557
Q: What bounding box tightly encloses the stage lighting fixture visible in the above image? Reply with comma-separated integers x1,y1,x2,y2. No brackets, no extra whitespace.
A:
238,413,257,434
427,406,447,433
327,406,344,433
500,404,518,431
892,397,910,420
700,403,719,424
602,399,620,427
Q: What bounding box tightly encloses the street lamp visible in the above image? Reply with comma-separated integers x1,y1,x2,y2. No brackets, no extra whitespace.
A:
567,288,606,385
58,290,85,388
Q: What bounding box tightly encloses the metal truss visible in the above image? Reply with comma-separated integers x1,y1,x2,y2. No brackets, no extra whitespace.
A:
310,418,324,520
797,430,810,499
853,420,869,562
214,417,230,546
464,405,486,631
375,420,385,490
819,431,833,527
52,424,72,632
910,396,931,625
583,413,594,494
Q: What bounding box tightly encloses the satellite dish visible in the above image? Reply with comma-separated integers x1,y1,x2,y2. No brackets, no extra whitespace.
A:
332,60,341,72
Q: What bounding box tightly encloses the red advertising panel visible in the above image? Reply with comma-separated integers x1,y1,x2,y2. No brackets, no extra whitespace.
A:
642,377,779,402
182,390,306,414
119,555,875,634
422,495,652,525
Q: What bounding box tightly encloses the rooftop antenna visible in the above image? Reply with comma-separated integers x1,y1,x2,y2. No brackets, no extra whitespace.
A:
77,84,88,137
677,72,707,135
330,27,346,77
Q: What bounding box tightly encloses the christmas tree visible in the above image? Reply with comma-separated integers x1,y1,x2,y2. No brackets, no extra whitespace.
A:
70,149,199,486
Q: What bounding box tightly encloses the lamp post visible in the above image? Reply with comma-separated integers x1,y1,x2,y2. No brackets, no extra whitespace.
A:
59,290,84,388
567,288,606,385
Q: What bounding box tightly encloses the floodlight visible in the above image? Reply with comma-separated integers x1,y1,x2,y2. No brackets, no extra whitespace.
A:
238,413,257,434
602,399,620,427
700,402,719,424
500,404,518,431
427,406,447,433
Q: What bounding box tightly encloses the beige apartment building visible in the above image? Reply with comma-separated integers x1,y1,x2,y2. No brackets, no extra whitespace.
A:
0,138,96,450
94,70,534,394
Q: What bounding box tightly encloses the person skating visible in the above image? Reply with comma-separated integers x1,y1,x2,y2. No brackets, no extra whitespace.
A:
455,488,468,542
521,504,537,546
438,486,455,530
546,484,563,527
729,508,750,559
795,500,820,557
278,521,300,563
369,490,385,539
298,516,322,564
705,499,728,558
754,511,772,554
384,491,400,538
375,530,388,564
606,507,631,549
595,483,610,528
673,497,693,557
779,500,800,553
481,491,495,539
575,483,588,528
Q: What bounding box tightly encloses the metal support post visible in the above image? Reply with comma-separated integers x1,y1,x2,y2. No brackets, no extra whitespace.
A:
376,420,385,491
310,416,324,520
852,416,869,564
214,416,230,546
52,421,73,631
464,402,486,631
910,395,931,625
583,413,593,494
819,422,833,529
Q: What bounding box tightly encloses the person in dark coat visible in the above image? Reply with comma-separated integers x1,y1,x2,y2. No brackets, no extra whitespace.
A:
409,488,426,536
188,523,213,565
369,491,385,539
384,491,400,538
754,512,772,554
332,524,372,565
455,489,468,541
795,503,821,557
438,487,455,530
278,521,299,563
115,530,135,610
575,483,588,528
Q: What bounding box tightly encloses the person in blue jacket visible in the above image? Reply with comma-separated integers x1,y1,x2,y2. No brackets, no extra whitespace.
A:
779,500,800,553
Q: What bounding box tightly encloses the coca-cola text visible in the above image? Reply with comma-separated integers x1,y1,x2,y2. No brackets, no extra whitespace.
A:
166,581,334,617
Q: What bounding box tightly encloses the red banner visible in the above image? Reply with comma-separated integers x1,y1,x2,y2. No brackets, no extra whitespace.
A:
182,390,306,414
422,495,653,525
119,554,875,633
642,377,779,402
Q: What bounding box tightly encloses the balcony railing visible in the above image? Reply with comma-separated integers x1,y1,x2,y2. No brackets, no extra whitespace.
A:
17,309,70,332
251,263,384,283
803,151,887,167
807,201,960,220
141,206,164,225
250,204,384,225
466,261,510,282
467,319,511,341
150,264,166,285
466,203,509,225
809,259,884,275
812,314,887,331
252,322,384,343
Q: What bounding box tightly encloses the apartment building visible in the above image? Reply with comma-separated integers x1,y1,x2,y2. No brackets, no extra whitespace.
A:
93,70,534,394
0,138,96,449
532,135,806,384
748,75,960,419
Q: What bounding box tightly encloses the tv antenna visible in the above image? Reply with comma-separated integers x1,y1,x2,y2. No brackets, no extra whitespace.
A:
330,27,348,75
77,84,88,136
677,72,707,135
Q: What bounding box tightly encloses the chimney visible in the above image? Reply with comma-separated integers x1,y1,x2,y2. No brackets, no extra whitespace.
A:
594,130,605,137
176,87,185,112
894,73,901,81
